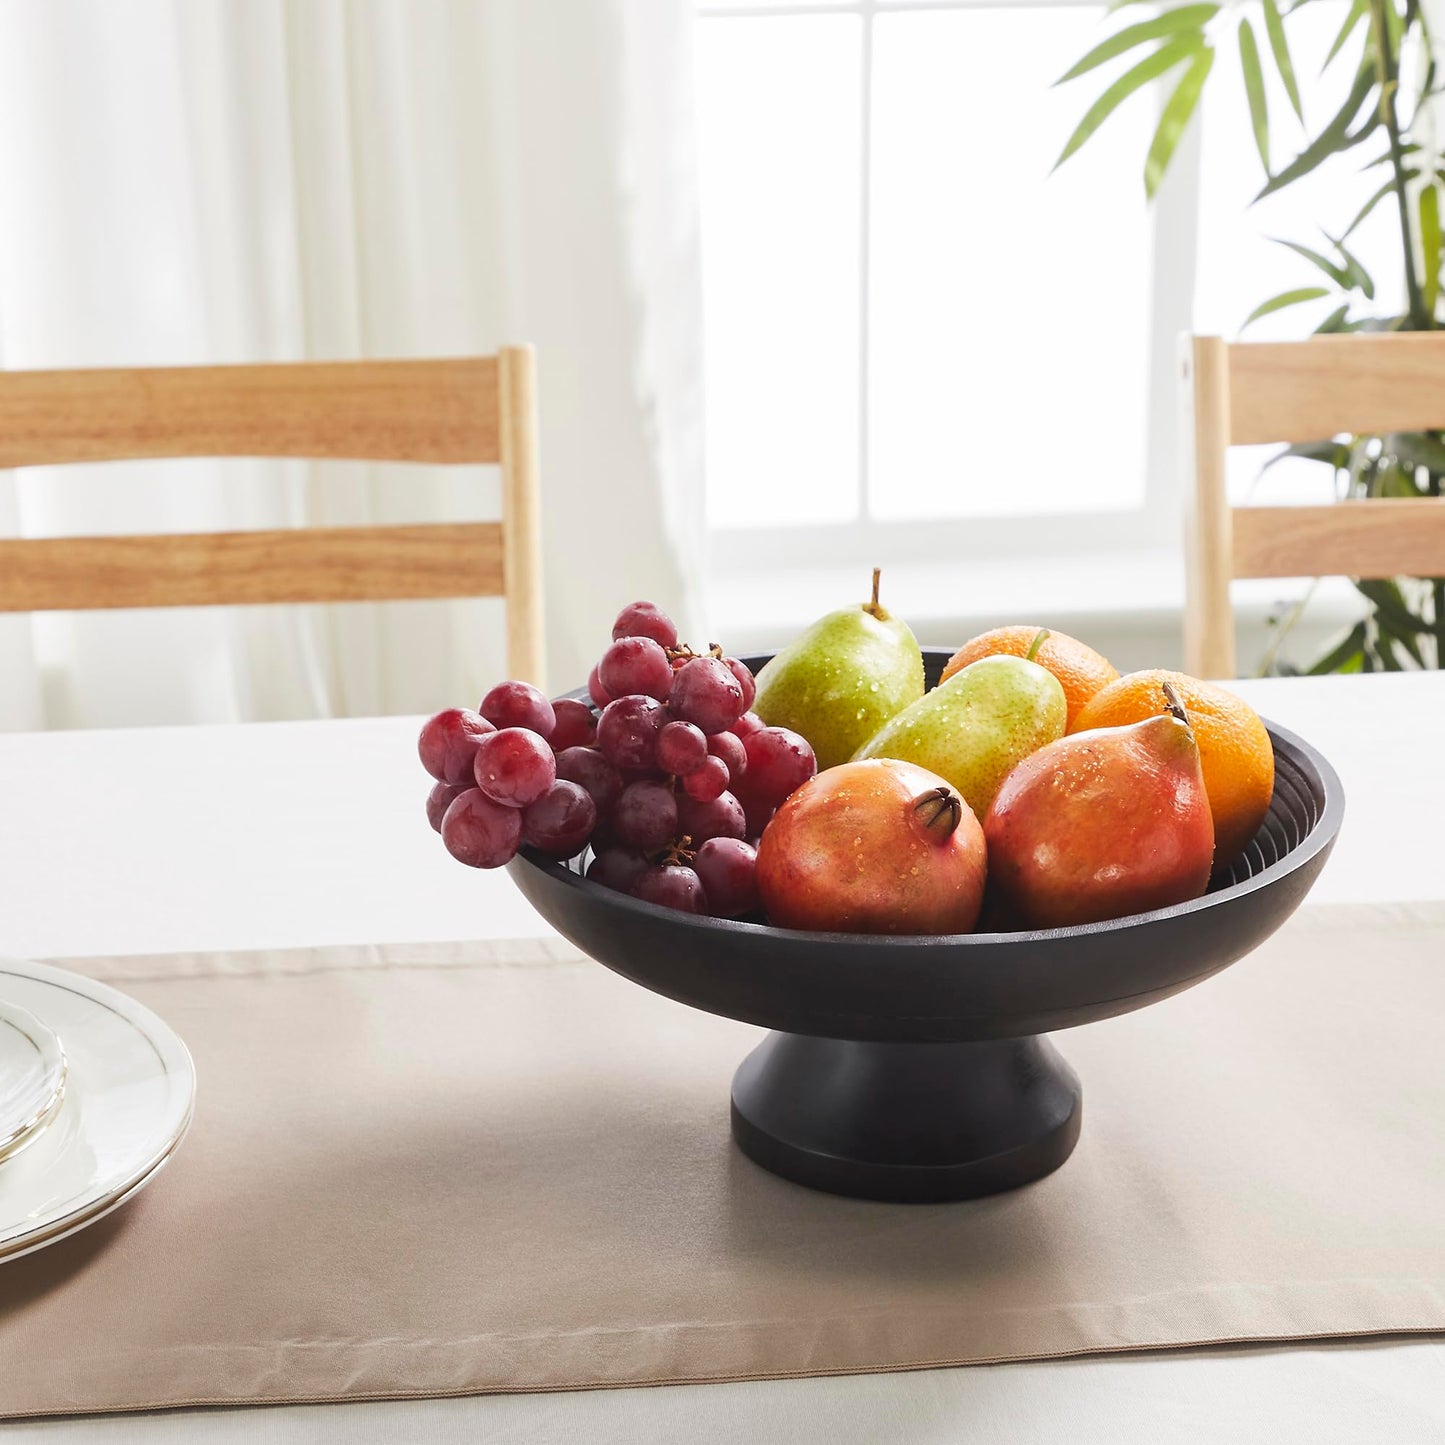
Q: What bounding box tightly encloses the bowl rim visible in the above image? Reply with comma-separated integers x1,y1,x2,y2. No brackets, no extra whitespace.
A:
513,715,1345,949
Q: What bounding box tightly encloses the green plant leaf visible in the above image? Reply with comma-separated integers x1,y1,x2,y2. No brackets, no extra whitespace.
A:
1369,594,1424,667
1378,465,1427,497
1054,34,1207,172
1420,183,1441,317
1372,635,1405,671
1328,233,1376,298
1270,236,1352,288
1315,302,1352,332
1055,5,1218,85
1355,580,1430,661
1239,20,1271,173
1383,0,1404,50
1262,0,1304,119
1255,59,1378,200
1260,438,1351,470
1351,313,1410,332
1386,429,1445,475
1361,140,1419,170
1145,45,1215,198
1241,285,1331,329
1307,620,1367,674
1341,176,1398,237
1323,0,1368,70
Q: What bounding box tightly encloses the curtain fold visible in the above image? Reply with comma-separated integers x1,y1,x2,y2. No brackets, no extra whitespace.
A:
0,0,705,730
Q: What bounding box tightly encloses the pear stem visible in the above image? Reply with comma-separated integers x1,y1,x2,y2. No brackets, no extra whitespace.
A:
864,566,884,618
1160,680,1191,728
1025,628,1050,663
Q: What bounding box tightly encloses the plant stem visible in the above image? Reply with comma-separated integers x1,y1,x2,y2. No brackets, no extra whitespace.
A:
1256,579,1319,676
1431,467,1445,666
1370,0,1430,327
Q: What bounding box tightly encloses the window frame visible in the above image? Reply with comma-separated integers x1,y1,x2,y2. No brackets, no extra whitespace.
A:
695,0,1203,580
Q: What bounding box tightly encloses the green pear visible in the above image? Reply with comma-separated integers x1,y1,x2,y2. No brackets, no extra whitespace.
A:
752,570,924,771
853,655,1066,821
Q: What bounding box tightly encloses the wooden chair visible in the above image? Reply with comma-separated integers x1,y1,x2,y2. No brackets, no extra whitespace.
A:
1183,333,1445,677
0,349,545,684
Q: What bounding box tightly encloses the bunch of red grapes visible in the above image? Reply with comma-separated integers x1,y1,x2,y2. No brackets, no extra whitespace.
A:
418,601,816,917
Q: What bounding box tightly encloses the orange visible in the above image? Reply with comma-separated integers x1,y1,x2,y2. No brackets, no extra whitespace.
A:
1071,669,1274,865
941,626,1119,730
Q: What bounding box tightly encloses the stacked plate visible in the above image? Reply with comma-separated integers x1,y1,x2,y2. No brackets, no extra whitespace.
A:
0,959,194,1263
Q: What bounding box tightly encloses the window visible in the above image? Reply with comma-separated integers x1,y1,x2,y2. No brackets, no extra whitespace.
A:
695,0,1179,583
694,0,1370,594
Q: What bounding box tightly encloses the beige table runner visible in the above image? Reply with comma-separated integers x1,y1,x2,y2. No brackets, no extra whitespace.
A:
2,902,1443,1419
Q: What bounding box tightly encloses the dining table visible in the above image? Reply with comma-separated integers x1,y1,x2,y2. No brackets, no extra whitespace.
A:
1,669,1442,1444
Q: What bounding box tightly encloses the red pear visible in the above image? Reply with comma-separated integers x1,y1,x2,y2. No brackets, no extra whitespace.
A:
756,759,987,934
983,684,1214,929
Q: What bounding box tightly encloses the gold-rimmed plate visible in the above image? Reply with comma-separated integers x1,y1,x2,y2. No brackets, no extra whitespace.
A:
0,959,194,1264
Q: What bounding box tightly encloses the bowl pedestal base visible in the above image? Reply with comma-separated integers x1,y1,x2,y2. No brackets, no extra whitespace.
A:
730,1032,1082,1203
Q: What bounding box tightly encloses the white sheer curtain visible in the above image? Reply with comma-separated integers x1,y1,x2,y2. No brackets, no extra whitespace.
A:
0,0,705,731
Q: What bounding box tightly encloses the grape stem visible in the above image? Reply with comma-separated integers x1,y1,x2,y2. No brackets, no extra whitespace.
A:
658,836,695,866
666,642,722,664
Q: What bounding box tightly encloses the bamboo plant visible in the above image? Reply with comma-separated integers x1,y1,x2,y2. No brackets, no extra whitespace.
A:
1055,0,1445,673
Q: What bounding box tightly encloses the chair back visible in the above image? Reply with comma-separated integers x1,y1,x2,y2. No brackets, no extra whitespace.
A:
0,349,544,683
1184,333,1445,677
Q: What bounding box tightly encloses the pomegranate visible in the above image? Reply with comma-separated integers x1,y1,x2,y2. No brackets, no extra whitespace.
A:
756,759,987,935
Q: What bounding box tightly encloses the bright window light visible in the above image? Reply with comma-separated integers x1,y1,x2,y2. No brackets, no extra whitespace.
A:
695,14,863,528
696,2,1153,536
867,7,1150,521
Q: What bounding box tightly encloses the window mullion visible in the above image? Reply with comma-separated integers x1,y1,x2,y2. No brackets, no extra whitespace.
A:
701,2,1108,16
857,0,875,524
1144,90,1204,545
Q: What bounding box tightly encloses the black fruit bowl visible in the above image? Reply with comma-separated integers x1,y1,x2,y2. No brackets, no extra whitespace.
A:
506,651,1344,1203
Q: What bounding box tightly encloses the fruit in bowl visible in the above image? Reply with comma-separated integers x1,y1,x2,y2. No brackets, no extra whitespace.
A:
983,682,1214,929
1071,669,1275,865
751,569,923,770
756,759,986,935
941,625,1119,730
418,600,798,921
419,606,1343,1203
419,584,1279,938
853,640,1067,821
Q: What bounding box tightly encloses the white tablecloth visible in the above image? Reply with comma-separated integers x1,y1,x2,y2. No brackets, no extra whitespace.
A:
2,671,1441,1443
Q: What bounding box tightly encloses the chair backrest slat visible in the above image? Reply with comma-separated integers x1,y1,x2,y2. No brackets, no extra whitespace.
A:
1233,502,1445,580
1184,334,1445,678
0,358,501,468
1229,334,1445,445
0,522,504,612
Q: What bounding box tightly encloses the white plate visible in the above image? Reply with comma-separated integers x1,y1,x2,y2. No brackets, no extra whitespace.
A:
0,958,195,1263
0,1000,66,1163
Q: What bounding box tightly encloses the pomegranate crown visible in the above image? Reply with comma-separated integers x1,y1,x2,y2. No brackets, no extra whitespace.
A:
912,785,963,841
